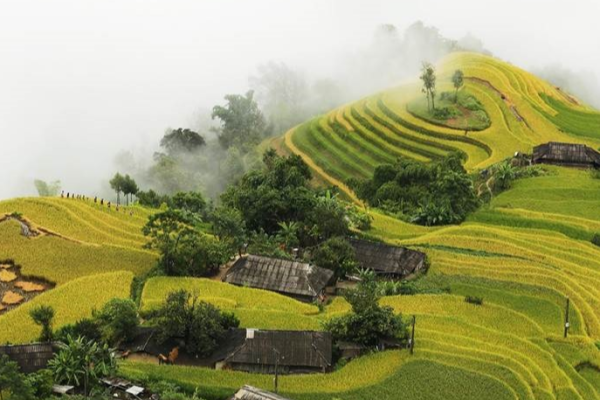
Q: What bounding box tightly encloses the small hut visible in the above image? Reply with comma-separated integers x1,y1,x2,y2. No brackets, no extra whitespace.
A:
532,142,600,169
217,329,332,374
230,385,291,400
349,238,427,279
0,342,56,373
224,255,335,302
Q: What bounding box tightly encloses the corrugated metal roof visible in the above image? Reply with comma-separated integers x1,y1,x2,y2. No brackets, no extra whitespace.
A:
349,238,426,277
232,385,291,400
533,142,600,166
226,329,332,369
224,255,334,297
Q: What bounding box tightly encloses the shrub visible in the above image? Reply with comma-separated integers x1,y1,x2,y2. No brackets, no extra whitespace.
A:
312,237,357,278
25,369,54,399
55,318,102,344
592,234,600,248
465,295,484,306
29,305,55,342
153,290,240,357
460,96,484,111
94,298,139,345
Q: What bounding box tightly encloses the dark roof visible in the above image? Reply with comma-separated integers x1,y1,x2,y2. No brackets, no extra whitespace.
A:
533,142,600,166
230,385,291,400
0,342,56,373
349,238,426,277
224,329,332,369
224,255,334,298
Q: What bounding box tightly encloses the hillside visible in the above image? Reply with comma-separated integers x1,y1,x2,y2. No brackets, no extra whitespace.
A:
1,52,600,400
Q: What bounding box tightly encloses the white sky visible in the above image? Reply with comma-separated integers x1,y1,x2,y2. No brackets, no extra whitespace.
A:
1,0,599,199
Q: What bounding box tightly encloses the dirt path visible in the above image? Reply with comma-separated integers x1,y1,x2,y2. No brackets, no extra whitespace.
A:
466,77,532,130
284,127,362,205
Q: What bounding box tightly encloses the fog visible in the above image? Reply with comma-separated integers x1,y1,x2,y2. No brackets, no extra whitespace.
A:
1,0,600,200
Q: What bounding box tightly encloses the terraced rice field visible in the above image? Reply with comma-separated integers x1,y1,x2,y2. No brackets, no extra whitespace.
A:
288,52,600,201
2,51,600,399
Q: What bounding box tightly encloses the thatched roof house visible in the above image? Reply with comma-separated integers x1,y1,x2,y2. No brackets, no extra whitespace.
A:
0,342,56,373
349,238,427,278
230,385,291,400
533,142,600,168
224,255,335,302
217,329,332,374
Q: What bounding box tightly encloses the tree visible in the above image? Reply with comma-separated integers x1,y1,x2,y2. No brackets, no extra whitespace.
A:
121,175,139,206
93,298,139,345
420,62,437,111
452,69,464,102
154,290,240,357
109,172,126,205
137,189,170,208
0,355,35,400
324,277,407,347
160,128,206,155
312,237,357,279
211,91,269,151
29,305,55,342
33,179,61,197
170,191,207,217
55,318,102,344
211,206,247,256
276,221,300,251
143,209,231,276
49,335,116,396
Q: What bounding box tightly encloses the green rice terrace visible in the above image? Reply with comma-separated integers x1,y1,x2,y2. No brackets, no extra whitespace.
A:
2,52,600,399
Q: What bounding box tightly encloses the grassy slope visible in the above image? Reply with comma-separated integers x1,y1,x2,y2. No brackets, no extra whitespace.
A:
2,52,600,399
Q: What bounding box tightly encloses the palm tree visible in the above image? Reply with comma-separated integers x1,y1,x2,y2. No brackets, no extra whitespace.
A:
29,305,55,342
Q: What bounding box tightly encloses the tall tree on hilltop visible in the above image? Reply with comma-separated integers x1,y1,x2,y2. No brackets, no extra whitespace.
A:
109,172,126,205
452,69,464,103
211,91,270,152
160,128,206,155
420,62,437,111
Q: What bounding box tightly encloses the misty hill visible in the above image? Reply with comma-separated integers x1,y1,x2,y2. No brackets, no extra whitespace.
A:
279,52,600,200
1,52,600,399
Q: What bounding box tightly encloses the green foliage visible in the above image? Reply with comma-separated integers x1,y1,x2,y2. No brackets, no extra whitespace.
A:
55,318,102,344
452,69,464,102
29,305,55,342
347,205,373,231
592,233,600,248
211,90,270,151
357,154,479,225
325,278,407,347
276,221,300,250
492,161,517,190
312,237,357,278
0,355,34,400
24,369,54,399
33,179,61,197
49,335,116,395
420,62,437,111
170,191,207,218
211,206,247,255
143,209,231,276
160,128,206,154
137,189,171,208
152,290,240,357
93,298,139,345
464,295,484,306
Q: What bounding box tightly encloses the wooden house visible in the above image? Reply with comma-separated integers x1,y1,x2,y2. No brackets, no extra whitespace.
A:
532,142,600,168
349,238,427,279
216,329,332,374
229,385,291,400
0,342,56,373
224,255,335,302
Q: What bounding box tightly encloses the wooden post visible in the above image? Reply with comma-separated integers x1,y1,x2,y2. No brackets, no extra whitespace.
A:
410,315,416,355
564,297,570,338
273,348,280,393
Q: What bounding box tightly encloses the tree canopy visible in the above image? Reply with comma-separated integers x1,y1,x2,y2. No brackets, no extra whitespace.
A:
33,179,61,197
160,128,206,154
211,91,270,151
356,154,479,225
153,290,240,357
